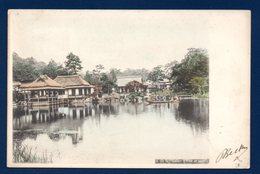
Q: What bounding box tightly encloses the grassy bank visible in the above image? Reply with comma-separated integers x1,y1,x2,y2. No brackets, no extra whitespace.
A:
13,143,53,163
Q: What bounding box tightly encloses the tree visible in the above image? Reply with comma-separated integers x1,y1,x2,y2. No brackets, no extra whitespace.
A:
43,59,68,79
109,68,122,75
189,76,208,95
92,64,104,84
164,60,178,78
89,67,118,94
108,69,117,83
84,70,95,85
147,65,165,83
147,66,166,93
64,52,83,75
56,65,69,76
170,48,209,94
100,73,115,94
13,52,46,82
92,64,105,96
100,72,117,94
107,69,117,93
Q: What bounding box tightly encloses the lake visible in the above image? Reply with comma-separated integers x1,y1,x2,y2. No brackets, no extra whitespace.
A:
13,99,209,165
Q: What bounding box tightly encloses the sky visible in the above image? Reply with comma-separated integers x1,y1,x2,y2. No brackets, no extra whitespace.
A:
9,10,210,72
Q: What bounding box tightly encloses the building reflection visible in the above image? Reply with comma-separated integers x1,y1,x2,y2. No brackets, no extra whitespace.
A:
13,103,120,145
13,100,208,145
120,102,147,115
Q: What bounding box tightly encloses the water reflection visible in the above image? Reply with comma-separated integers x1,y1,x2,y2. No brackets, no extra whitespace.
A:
13,99,209,163
175,99,209,133
13,104,121,145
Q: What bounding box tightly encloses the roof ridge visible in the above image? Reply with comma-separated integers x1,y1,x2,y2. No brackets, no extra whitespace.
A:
45,76,61,87
26,76,45,88
53,75,90,86
37,75,62,87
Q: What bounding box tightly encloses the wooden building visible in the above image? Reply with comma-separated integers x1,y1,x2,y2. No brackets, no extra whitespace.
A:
116,76,147,94
20,75,64,107
54,75,94,101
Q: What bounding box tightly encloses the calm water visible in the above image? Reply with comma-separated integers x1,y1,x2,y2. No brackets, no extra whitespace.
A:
13,99,209,164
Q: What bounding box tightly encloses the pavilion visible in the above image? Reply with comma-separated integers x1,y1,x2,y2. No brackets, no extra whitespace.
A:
19,75,64,106
54,75,94,101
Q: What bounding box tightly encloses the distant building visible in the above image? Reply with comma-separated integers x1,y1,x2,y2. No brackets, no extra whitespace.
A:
144,79,172,94
54,75,94,99
157,79,172,89
116,76,146,93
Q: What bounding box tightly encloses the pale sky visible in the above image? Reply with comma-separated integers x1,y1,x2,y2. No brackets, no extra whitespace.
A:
9,10,210,72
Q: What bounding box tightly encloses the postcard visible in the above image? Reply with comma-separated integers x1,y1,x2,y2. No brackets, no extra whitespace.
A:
7,10,250,168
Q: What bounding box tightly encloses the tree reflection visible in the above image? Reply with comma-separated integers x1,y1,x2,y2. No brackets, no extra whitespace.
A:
175,99,209,133
13,100,209,146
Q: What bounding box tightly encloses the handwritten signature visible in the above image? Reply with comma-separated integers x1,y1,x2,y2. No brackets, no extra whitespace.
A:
215,144,248,163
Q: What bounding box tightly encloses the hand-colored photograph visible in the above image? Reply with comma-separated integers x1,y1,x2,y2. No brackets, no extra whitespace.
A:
7,10,250,168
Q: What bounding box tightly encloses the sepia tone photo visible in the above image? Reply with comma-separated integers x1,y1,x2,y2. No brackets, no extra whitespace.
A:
7,10,250,168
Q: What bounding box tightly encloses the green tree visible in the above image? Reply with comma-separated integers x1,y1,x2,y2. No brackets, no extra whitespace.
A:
13,52,46,82
100,72,117,94
171,48,209,94
148,65,165,83
92,64,105,96
56,65,69,76
189,76,208,95
43,59,68,79
84,70,95,85
92,64,104,84
164,60,178,78
108,69,117,83
64,52,83,75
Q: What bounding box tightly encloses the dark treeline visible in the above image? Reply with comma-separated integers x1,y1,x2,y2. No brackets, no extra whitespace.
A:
171,48,209,95
13,48,208,96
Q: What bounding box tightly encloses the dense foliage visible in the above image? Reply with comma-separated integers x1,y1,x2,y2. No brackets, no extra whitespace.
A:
13,53,69,82
13,48,208,96
65,52,83,75
42,59,68,79
100,73,117,94
13,53,46,82
170,48,209,95
84,65,117,95
147,66,165,83
84,71,95,85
